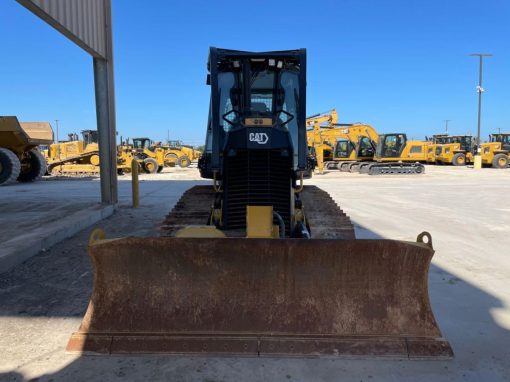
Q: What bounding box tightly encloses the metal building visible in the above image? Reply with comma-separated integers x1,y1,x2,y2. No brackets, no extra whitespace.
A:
16,0,118,204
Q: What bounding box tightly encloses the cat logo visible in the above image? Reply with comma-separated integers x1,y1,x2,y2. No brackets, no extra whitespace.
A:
249,132,269,145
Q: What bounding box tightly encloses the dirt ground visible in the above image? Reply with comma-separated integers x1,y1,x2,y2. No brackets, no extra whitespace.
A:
0,165,509,382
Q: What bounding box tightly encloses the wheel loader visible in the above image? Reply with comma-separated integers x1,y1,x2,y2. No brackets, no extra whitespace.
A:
161,140,196,168
46,130,101,175
435,135,475,166
358,133,429,175
117,137,165,174
480,133,509,168
0,116,52,185
67,48,452,358
425,134,449,164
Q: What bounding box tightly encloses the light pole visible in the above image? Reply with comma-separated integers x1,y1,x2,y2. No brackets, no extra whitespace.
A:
469,53,492,148
55,119,60,159
444,119,451,134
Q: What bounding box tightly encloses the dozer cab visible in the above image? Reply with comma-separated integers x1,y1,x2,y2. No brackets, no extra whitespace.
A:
46,129,101,175
480,133,509,168
68,48,452,358
359,133,428,175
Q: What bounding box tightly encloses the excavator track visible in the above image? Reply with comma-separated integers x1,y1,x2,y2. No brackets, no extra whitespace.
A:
160,185,355,239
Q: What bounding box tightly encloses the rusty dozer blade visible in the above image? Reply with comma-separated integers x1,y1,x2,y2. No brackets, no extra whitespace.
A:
67,234,453,359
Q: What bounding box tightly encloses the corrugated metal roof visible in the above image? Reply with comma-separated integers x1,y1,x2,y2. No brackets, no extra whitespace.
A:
16,0,109,59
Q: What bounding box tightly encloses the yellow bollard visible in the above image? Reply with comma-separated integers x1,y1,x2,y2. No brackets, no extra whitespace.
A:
473,155,482,170
131,159,139,208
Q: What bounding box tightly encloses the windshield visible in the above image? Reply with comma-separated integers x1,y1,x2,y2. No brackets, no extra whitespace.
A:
133,139,150,150
334,139,352,158
280,70,300,165
250,70,274,113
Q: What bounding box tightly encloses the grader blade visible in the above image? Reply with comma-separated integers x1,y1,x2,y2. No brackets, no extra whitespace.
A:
67,235,452,358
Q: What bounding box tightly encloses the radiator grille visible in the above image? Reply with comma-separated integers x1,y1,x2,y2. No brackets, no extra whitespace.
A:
223,149,291,234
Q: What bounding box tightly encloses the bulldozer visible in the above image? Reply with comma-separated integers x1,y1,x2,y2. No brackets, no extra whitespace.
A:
117,137,165,174
0,116,52,185
359,133,429,174
46,130,101,175
67,48,452,358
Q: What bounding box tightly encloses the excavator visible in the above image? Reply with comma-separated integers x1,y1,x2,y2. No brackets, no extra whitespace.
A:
333,123,379,172
305,109,339,173
67,48,452,358
358,133,429,174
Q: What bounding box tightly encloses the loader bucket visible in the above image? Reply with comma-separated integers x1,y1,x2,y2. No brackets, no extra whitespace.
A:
67,236,453,358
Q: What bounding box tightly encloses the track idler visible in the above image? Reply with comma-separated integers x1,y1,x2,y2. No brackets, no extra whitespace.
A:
67,231,452,358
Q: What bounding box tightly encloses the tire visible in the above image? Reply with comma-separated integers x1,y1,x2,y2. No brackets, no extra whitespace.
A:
492,154,509,169
177,156,191,168
18,149,47,182
0,148,21,186
157,166,164,173
143,158,158,174
452,153,466,166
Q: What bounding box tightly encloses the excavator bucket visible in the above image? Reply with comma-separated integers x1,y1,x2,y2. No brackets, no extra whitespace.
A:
67,235,453,359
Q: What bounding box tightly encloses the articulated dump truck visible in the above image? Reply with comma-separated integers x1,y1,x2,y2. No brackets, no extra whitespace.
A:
0,116,52,185
67,48,453,359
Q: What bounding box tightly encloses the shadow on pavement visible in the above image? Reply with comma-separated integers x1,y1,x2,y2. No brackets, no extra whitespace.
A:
0,184,509,381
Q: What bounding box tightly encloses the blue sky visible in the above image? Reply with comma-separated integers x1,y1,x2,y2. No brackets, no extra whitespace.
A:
1,0,509,145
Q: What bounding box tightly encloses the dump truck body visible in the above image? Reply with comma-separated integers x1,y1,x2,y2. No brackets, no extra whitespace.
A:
0,116,52,185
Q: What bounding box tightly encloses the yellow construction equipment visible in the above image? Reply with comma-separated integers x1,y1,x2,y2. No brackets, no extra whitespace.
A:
305,109,339,173
359,133,429,174
425,134,449,164
480,133,509,168
435,135,475,166
333,124,379,172
0,116,52,185
162,140,200,168
117,137,165,174
67,48,452,358
46,130,100,175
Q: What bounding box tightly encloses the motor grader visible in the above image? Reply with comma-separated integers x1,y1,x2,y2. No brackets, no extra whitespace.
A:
0,116,52,185
117,137,165,174
358,133,429,174
46,130,100,175
67,48,452,358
